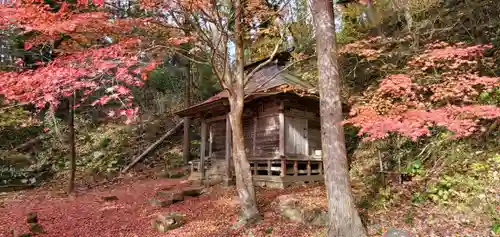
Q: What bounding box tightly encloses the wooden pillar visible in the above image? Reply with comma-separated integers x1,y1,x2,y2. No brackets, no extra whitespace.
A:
293,160,298,176
280,158,286,177
224,116,232,185
304,118,309,156
319,162,323,175
200,119,207,181
208,124,213,157
183,117,191,165
279,102,285,156
307,160,311,176
252,117,257,155
267,160,272,176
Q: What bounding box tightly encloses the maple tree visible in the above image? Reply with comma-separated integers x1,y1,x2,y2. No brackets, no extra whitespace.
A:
0,0,283,219
344,39,500,141
0,0,191,191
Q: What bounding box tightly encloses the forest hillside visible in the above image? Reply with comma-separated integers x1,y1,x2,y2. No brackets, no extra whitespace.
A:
0,0,499,236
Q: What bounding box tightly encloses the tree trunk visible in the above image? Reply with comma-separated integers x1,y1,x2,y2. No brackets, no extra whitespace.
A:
183,61,191,165
365,0,383,36
228,105,260,223
311,0,367,236
67,95,76,193
229,0,261,224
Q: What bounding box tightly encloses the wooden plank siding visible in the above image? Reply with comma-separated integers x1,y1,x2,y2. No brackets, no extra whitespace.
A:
203,95,320,161
207,104,282,160
307,119,321,156
282,98,321,158
254,115,280,157
208,119,226,158
285,116,308,156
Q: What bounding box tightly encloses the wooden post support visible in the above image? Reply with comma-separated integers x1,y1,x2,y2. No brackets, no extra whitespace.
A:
267,160,272,176
293,160,298,176
224,117,232,185
307,160,311,176
252,117,257,155
319,162,323,175
200,120,207,182
279,101,285,156
183,117,191,165
208,124,213,157
304,118,309,156
280,158,286,177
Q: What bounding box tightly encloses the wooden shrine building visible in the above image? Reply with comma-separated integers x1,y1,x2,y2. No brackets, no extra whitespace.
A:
175,51,324,188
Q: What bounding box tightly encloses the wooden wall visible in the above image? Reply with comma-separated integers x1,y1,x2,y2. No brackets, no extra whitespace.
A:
283,96,321,157
209,119,226,158
254,115,280,157
204,94,321,160
307,119,321,155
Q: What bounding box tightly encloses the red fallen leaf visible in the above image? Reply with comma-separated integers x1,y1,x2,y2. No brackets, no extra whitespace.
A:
141,72,148,80
15,58,24,66
107,110,116,117
92,0,105,6
24,42,33,50
115,85,131,95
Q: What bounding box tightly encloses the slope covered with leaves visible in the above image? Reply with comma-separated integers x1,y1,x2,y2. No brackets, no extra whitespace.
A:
0,0,499,236
332,0,500,235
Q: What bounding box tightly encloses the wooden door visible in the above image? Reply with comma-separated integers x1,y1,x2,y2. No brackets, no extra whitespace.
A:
285,116,308,156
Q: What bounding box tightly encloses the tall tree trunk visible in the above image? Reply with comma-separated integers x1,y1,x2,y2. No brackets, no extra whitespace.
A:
67,95,76,193
229,0,260,224
311,0,367,236
365,0,383,36
183,61,191,165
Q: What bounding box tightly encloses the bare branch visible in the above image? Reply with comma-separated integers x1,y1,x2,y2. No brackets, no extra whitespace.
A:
142,44,210,65
244,38,283,85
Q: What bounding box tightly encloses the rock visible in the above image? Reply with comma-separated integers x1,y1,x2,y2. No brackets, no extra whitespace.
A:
147,198,172,207
278,195,300,207
182,186,204,197
157,191,184,203
158,185,174,191
280,207,303,222
278,195,303,223
277,194,328,226
152,212,185,232
29,223,45,234
304,208,329,226
383,228,412,237
26,212,38,224
204,176,223,186
149,191,185,207
101,196,119,201
167,171,186,179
